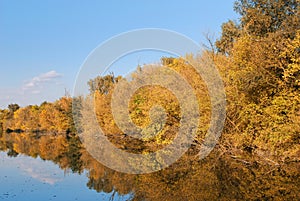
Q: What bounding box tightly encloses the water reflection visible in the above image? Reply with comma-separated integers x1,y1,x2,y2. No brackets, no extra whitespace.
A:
0,132,299,200
0,152,131,201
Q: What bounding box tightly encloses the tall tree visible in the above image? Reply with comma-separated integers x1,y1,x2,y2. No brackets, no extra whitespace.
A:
216,0,300,54
234,0,299,37
88,73,122,94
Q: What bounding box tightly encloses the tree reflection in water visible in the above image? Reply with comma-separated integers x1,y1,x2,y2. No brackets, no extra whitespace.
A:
0,132,299,201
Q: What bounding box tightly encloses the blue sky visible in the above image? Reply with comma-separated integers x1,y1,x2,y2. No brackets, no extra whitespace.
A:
0,0,238,108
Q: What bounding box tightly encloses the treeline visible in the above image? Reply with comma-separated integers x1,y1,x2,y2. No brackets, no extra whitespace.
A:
0,0,299,162
0,97,75,135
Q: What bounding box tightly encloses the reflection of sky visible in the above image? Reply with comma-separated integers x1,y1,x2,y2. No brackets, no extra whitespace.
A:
18,159,63,185
0,152,132,201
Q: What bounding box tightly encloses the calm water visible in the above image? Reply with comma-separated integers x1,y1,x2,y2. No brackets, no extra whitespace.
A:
0,132,299,201
0,152,131,201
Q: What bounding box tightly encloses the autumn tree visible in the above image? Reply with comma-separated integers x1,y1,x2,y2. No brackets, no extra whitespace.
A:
216,0,300,54
215,0,300,159
88,73,122,94
8,103,20,114
234,0,299,37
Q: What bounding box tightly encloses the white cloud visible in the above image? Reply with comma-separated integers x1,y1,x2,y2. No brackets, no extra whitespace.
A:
1,153,64,185
22,70,62,94
22,166,62,185
17,157,64,185
0,70,65,108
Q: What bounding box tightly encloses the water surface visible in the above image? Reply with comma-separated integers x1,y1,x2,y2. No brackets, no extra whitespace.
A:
0,132,299,201
0,152,131,201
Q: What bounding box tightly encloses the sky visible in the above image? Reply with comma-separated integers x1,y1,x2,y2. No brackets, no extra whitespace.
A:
0,0,238,109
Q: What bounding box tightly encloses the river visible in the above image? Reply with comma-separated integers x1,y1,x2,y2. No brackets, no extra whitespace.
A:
0,132,299,201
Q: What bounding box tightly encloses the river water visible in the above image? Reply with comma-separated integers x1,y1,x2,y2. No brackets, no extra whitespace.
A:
0,132,299,201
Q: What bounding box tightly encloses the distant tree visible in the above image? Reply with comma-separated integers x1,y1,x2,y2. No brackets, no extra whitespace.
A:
8,103,20,115
161,57,175,66
0,110,4,134
87,73,122,94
